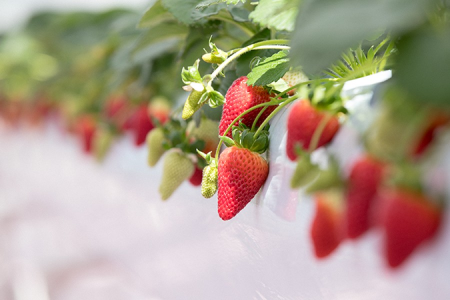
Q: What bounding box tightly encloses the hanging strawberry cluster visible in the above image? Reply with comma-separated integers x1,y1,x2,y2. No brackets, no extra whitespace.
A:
1,0,449,270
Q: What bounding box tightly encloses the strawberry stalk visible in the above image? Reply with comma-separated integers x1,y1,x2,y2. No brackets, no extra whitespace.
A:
251,105,269,131
214,100,279,161
206,40,290,90
308,113,336,152
253,97,297,139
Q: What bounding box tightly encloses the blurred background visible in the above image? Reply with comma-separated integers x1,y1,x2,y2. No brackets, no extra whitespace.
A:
0,0,149,32
1,0,450,299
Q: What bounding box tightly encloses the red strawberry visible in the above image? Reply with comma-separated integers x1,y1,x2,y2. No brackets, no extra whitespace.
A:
310,189,345,258
105,96,127,119
131,105,154,146
345,155,385,239
219,76,276,137
411,114,448,158
76,115,96,154
189,166,203,186
218,146,269,220
286,100,340,161
379,188,441,268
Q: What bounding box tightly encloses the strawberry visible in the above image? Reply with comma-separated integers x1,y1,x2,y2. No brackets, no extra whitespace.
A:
146,127,166,167
282,70,308,96
218,146,269,220
189,166,203,186
201,162,218,198
286,100,340,161
187,118,220,154
217,127,270,220
182,90,205,120
345,155,385,239
148,96,171,125
219,76,276,138
76,115,96,154
93,127,113,162
105,96,127,119
131,104,154,146
159,151,195,200
310,189,345,259
411,113,448,158
379,188,442,268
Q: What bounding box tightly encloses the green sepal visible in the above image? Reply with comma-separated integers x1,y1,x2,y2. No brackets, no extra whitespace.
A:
290,155,320,189
181,59,202,85
305,157,343,194
231,123,270,154
220,135,235,147
207,90,225,108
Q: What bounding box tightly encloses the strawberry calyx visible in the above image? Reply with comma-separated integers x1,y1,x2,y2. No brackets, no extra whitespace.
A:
290,151,320,189
388,163,424,195
202,40,228,64
305,156,344,195
220,122,270,154
308,83,347,115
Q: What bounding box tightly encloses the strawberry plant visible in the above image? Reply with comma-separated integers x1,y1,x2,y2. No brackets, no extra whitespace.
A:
1,0,449,271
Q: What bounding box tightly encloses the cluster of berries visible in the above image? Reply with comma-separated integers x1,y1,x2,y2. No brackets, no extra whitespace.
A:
285,88,447,269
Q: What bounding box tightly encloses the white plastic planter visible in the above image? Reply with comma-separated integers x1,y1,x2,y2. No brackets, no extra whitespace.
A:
0,71,449,299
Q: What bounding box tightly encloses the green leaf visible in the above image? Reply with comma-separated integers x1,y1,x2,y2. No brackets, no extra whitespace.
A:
161,0,207,25
395,27,450,107
132,22,188,61
236,29,275,76
246,51,290,86
290,0,438,75
249,0,300,32
196,0,246,8
138,0,175,29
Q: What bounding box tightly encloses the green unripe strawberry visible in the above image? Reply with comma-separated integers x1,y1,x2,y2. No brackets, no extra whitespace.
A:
159,151,195,200
182,90,205,120
201,162,218,198
187,118,219,153
147,127,166,167
93,128,113,162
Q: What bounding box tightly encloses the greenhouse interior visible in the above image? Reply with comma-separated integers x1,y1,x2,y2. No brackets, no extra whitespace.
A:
1,0,450,299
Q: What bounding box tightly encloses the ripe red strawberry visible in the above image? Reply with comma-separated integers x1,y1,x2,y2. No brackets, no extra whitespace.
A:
105,96,127,119
310,189,345,258
379,188,442,268
218,146,269,220
219,76,276,137
310,189,344,258
411,114,448,158
76,115,96,154
345,155,385,239
131,105,154,146
189,166,203,186
286,100,340,161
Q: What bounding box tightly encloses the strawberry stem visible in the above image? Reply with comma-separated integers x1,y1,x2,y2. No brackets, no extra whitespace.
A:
253,97,298,139
251,105,269,131
207,40,290,90
214,100,279,162
308,112,335,153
